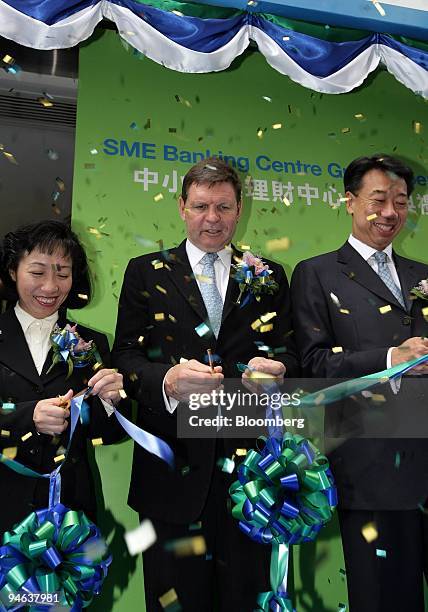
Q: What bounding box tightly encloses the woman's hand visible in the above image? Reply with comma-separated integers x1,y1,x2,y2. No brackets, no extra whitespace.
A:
88,369,124,405
33,389,72,435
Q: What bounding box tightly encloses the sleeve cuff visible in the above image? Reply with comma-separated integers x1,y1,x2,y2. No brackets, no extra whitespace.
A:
162,375,178,414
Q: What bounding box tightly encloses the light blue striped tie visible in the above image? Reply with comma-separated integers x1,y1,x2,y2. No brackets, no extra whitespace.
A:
373,251,405,308
199,252,223,338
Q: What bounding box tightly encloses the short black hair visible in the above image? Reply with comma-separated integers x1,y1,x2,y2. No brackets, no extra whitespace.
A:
344,154,414,196
0,220,92,309
181,157,242,202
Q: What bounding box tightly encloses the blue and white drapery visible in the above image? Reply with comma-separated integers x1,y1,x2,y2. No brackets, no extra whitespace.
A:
1,0,428,97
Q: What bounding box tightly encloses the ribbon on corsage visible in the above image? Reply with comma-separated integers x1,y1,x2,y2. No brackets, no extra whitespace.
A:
47,324,102,379
231,251,279,307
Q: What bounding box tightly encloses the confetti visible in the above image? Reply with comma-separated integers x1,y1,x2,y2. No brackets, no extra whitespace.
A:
339,308,350,315
83,539,107,561
354,113,365,121
2,448,17,460
168,314,177,323
217,457,235,473
47,148,59,160
251,318,262,330
1,430,10,437
262,96,272,102
366,213,378,221
260,324,274,333
125,519,157,555
91,438,103,447
282,36,290,41
265,237,291,252
156,284,167,295
2,55,14,65
395,451,401,468
195,322,210,337
188,521,202,531
171,10,184,16
257,128,264,139
3,151,18,165
92,362,103,372
332,346,343,353
181,466,190,476
154,193,164,202
130,121,138,130
165,535,207,557
235,448,247,456
247,0,258,5
260,312,277,323
239,244,251,251
129,373,139,382
422,307,428,319
1,402,15,411
119,389,127,399
37,97,54,108
272,123,282,130
379,305,392,314
56,177,65,192
371,394,386,402
376,548,386,558
341,127,350,134
372,1,386,16
90,148,98,155
195,274,213,285
155,313,165,321
282,196,291,206
21,432,32,442
54,454,65,463
413,121,422,134
361,521,378,543
138,335,144,344
330,292,341,308
78,293,88,301
159,588,179,610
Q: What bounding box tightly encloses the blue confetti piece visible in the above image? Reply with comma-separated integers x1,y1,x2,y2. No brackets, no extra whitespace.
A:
195,322,210,337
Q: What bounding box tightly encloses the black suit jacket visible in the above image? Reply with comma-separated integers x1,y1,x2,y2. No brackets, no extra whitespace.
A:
291,242,428,510
0,308,126,532
112,240,299,524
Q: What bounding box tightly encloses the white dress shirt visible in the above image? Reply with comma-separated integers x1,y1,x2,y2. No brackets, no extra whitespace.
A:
14,303,58,374
348,234,402,388
163,240,232,414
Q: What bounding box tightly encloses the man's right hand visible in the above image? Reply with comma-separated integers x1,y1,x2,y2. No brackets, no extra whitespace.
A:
391,337,428,373
164,360,223,401
33,389,72,435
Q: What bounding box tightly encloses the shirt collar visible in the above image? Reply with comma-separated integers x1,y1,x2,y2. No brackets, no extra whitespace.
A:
185,239,232,270
348,234,393,262
14,302,59,334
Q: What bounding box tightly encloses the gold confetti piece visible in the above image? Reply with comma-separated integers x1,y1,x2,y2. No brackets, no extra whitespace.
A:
251,318,262,330
90,148,98,155
235,448,247,456
379,305,392,314
260,323,273,333
168,314,177,323
1,430,10,437
153,193,164,202
21,432,32,442
262,96,272,102
249,370,275,380
78,293,88,301
260,312,277,323
2,447,17,460
354,113,365,120
159,588,178,609
239,244,251,251
257,128,264,139
129,373,139,382
167,535,207,557
156,284,167,295
152,259,164,270
366,213,378,221
272,123,282,130
91,438,103,447
371,394,386,402
362,521,378,543
3,151,18,164
195,274,213,285
92,362,102,372
341,127,350,134
2,55,14,65
332,346,343,353
339,308,350,314
88,227,101,237
119,389,127,399
125,519,157,556
37,97,54,108
372,1,385,16
282,195,291,206
247,0,258,5
155,313,165,321
422,306,428,319
413,121,422,134
138,336,144,344
54,454,65,463
339,196,350,202
266,237,291,252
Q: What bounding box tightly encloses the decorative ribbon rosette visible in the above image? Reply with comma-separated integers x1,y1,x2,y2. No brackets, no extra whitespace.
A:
231,251,279,307
47,324,102,379
0,504,111,611
230,432,337,611
411,278,428,301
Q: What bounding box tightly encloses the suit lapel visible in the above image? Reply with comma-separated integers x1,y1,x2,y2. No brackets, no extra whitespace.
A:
394,253,421,313
221,247,242,325
166,241,208,322
337,242,407,311
0,308,41,386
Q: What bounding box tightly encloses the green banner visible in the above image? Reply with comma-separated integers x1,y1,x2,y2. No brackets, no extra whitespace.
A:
73,29,428,612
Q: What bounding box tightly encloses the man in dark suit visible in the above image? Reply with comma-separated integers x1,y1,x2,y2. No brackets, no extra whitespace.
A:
112,158,299,611
291,154,428,611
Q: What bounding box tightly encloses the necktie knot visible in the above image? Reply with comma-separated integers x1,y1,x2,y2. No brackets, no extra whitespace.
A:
201,252,218,268
374,251,387,265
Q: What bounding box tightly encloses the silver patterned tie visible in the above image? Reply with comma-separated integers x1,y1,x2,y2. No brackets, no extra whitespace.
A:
199,252,223,338
373,251,405,308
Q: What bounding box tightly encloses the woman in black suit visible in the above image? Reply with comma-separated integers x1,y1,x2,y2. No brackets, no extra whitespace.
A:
0,220,126,532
